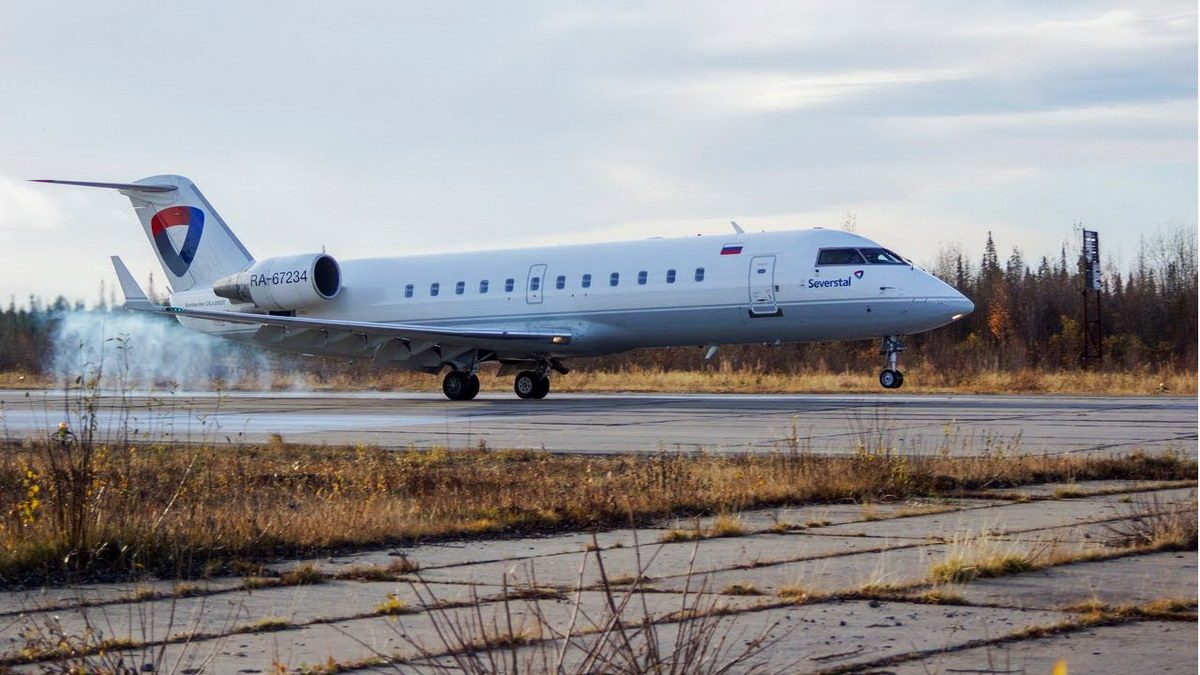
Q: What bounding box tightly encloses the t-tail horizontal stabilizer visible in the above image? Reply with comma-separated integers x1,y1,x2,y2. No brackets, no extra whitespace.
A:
110,256,159,311
31,179,177,193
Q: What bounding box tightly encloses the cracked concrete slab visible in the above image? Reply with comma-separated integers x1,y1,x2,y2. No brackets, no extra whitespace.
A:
418,600,1071,674
653,543,947,596
106,590,768,674
889,620,1198,674
414,534,893,587
812,489,1196,540
959,551,1199,610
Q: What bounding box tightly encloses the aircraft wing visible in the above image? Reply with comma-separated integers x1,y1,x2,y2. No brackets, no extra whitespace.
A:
158,305,572,346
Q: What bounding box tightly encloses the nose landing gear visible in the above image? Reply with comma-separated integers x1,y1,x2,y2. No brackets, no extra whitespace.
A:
879,335,905,389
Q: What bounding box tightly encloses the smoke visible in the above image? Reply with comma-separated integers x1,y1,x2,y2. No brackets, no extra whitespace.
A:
50,310,284,390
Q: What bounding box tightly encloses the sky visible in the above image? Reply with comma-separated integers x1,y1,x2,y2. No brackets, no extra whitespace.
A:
0,1,1195,305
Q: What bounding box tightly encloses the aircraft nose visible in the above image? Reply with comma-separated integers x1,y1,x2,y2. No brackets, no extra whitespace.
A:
949,293,974,321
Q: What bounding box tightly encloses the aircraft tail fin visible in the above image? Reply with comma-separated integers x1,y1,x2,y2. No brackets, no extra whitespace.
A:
33,175,254,293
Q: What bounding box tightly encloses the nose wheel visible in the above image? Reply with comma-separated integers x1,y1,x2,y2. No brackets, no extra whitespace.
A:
443,370,481,401
879,335,905,389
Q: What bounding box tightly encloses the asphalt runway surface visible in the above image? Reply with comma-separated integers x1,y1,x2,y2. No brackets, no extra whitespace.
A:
2,389,1194,456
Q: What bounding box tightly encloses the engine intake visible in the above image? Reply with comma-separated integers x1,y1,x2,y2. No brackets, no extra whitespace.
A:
213,253,341,310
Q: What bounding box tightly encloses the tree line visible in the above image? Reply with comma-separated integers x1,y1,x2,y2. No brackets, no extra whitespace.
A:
1,227,1195,378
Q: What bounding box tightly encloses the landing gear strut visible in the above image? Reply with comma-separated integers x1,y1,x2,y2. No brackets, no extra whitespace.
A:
879,335,905,389
443,369,480,401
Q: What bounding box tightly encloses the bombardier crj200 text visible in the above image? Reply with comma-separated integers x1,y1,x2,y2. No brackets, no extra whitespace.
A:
36,175,974,400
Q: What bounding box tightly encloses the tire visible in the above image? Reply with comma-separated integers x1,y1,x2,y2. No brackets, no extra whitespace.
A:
879,369,899,389
443,371,473,400
464,374,481,399
514,371,540,399
894,371,905,388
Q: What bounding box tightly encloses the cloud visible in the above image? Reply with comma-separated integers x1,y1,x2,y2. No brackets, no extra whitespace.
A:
0,175,63,233
614,67,971,116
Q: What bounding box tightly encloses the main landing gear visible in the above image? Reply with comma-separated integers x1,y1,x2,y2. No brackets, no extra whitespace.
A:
441,358,564,401
879,335,905,389
442,370,481,401
513,370,550,399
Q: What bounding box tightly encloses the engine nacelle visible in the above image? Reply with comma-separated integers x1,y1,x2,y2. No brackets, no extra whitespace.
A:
213,253,341,310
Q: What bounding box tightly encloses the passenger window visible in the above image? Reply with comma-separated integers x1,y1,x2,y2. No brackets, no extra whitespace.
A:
556,275,566,290
610,272,620,287
530,276,541,291
479,280,489,294
430,282,440,297
859,248,907,264
666,269,676,283
694,267,705,282
404,284,414,298
637,270,648,285
505,278,515,292
582,273,592,288
455,281,465,295
816,248,866,265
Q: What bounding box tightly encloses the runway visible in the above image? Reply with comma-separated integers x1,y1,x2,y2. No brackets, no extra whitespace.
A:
2,389,1194,457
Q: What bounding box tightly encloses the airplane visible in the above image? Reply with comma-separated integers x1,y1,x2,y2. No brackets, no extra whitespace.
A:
34,175,974,400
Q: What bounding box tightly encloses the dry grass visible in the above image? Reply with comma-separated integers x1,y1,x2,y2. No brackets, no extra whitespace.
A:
279,562,324,586
236,617,293,633
776,586,810,601
930,530,1042,584
6,366,1195,395
0,436,1193,583
1101,493,1198,550
295,366,1200,396
721,582,764,596
333,558,419,581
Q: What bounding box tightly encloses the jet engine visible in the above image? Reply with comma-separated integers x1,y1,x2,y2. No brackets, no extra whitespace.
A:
213,253,341,310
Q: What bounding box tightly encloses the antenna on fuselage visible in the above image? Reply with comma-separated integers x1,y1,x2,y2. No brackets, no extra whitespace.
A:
730,221,744,234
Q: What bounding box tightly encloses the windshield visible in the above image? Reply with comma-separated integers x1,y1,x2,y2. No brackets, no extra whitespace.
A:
859,248,907,264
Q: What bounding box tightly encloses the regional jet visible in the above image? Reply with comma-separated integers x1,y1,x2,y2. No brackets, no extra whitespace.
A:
35,175,974,400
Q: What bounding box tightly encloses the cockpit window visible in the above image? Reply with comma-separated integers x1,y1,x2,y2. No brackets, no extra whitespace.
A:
816,248,866,265
859,248,907,264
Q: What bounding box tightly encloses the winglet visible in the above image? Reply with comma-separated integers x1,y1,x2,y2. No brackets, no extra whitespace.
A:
730,221,745,234
110,256,158,311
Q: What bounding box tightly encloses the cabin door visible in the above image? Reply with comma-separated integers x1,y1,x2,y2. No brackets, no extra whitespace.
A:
748,255,778,315
526,264,547,304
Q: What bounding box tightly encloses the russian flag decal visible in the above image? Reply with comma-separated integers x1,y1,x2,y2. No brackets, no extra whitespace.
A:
720,244,743,255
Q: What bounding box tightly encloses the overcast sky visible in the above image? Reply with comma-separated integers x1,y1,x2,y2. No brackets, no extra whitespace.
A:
1,1,1195,304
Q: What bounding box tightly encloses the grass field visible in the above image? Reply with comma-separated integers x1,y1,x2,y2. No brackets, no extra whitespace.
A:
1,435,1193,585
1,366,1195,395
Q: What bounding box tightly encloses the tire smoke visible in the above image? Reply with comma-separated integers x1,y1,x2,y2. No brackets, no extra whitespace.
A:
49,310,280,390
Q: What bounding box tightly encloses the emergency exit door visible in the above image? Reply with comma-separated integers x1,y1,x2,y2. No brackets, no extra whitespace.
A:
526,264,547,304
748,255,778,315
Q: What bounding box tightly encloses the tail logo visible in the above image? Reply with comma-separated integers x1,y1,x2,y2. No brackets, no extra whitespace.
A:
150,206,205,276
